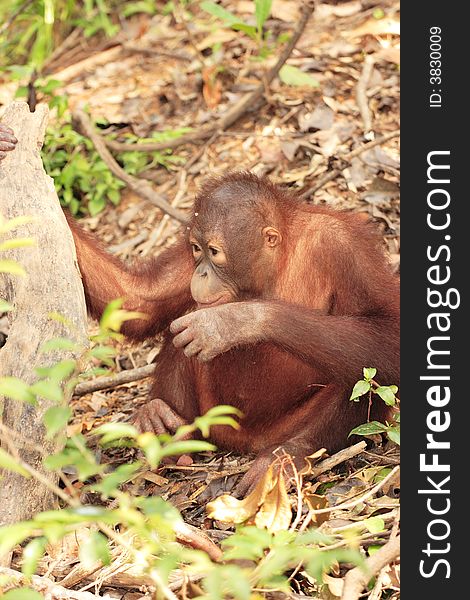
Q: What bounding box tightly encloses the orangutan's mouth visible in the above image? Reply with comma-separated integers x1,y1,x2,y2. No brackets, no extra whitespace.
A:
196,293,232,308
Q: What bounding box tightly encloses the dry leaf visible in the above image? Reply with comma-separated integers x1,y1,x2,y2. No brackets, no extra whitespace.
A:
47,527,91,561
202,66,222,109
272,0,301,22
206,465,276,524
330,1,362,17
255,471,292,532
207,465,292,532
376,46,400,65
299,447,328,476
323,573,344,597
280,139,301,162
304,492,329,526
347,18,400,39
299,104,335,132
256,137,284,163
197,30,238,51
141,470,169,486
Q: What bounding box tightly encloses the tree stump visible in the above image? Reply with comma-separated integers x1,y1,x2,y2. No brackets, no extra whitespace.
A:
0,102,88,526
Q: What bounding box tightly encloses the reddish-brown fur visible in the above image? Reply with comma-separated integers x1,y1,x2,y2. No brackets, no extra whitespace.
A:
64,172,399,493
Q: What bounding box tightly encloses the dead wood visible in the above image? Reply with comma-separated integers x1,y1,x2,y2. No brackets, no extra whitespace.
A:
307,441,367,479
72,109,189,224
73,363,155,396
341,534,400,600
0,565,115,599
0,102,88,526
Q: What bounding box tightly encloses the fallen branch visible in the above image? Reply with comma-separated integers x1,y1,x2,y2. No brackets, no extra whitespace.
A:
174,521,223,562
103,2,315,154
0,565,114,599
307,441,367,479
50,46,122,82
356,54,375,134
300,129,400,199
340,535,400,600
72,109,188,223
73,364,156,396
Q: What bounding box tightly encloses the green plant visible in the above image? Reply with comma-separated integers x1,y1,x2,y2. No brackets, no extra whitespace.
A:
0,301,367,597
0,1,157,70
41,118,189,215
349,367,400,445
14,75,69,117
201,0,273,48
0,214,36,312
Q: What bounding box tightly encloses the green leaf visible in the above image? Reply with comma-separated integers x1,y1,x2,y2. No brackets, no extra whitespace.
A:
43,406,72,438
41,78,62,94
0,448,31,477
0,522,34,557
0,259,26,276
40,338,78,353
363,367,377,380
138,433,162,467
96,422,139,444
48,359,76,382
2,589,44,600
231,23,258,39
375,386,397,406
22,537,47,577
93,462,142,496
0,298,13,311
123,0,158,17
349,421,388,437
386,426,400,445
201,1,239,25
0,237,35,251
107,188,121,205
79,531,111,569
0,215,34,234
0,377,36,404
159,440,216,459
204,565,251,600
222,526,273,561
30,380,63,403
279,65,319,88
205,405,243,418
255,0,273,31
349,379,371,401
88,196,106,216
363,517,385,533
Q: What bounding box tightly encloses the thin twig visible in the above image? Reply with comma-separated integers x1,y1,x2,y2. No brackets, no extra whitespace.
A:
72,109,188,223
73,363,156,396
305,465,400,517
300,129,400,199
104,2,315,154
123,43,191,62
340,535,400,600
0,566,114,599
0,0,35,36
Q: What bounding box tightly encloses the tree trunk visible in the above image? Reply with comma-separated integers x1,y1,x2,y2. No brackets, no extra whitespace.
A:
0,102,88,526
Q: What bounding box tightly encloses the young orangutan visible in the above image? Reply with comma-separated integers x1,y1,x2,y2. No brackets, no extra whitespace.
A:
0,126,399,495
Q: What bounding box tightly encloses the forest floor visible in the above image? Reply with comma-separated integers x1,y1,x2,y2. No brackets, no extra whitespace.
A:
3,1,400,597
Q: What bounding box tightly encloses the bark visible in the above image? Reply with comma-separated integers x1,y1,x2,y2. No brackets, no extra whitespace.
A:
0,102,88,525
